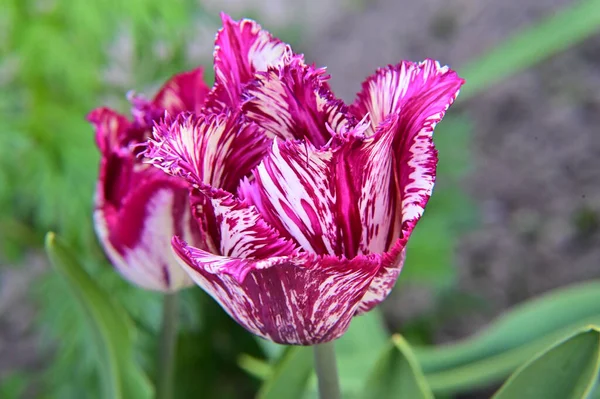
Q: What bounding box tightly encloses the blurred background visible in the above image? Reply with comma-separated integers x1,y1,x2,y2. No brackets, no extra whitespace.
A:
1,0,599,397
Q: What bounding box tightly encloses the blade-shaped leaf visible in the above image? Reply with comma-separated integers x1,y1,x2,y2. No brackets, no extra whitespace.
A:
416,280,600,373
359,334,433,399
45,232,153,399
492,327,600,399
459,0,600,101
258,346,313,399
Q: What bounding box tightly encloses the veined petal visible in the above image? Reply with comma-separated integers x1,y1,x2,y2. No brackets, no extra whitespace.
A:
95,170,199,292
350,59,464,137
211,13,294,109
144,112,270,193
173,236,382,345
242,59,349,147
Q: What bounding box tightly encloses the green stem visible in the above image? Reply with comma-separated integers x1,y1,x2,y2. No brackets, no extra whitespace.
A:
157,292,178,399
313,341,341,399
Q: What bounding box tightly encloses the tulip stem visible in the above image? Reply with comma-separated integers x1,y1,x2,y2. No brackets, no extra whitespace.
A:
157,292,178,399
313,341,341,399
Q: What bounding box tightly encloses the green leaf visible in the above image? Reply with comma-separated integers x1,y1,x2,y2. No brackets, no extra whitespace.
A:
258,346,313,399
493,327,600,399
45,232,153,399
359,335,433,399
416,280,600,372
411,281,600,394
460,0,600,101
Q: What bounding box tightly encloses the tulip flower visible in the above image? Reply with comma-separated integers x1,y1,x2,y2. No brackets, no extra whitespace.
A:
144,14,464,345
88,68,209,292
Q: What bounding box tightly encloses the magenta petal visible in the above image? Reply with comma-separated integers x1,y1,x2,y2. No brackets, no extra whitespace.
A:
345,60,464,254
87,107,131,155
95,172,198,292
242,139,341,256
153,67,210,115
211,13,293,109
173,237,382,344
197,188,298,260
242,58,349,147
356,241,405,313
350,59,465,137
145,112,270,193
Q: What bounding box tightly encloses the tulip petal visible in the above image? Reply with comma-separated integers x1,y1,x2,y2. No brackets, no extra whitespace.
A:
348,60,464,309
239,139,341,256
172,236,383,344
95,174,198,292
87,107,131,155
242,58,349,147
195,188,298,261
346,60,464,254
211,13,293,109
350,59,464,137
153,67,210,115
145,112,270,193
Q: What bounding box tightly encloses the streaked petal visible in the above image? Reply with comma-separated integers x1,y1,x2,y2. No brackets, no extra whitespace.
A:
145,112,270,193
211,13,293,109
239,139,340,256
242,58,349,147
347,60,464,254
94,170,199,292
350,59,464,137
173,236,383,344
356,243,405,314
195,188,298,260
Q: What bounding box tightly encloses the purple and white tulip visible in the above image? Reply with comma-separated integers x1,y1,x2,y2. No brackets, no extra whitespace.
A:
141,14,465,344
88,68,209,292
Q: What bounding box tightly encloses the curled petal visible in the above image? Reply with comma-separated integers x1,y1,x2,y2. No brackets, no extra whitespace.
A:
173,237,383,345
345,60,464,254
94,171,199,292
242,59,349,147
211,13,293,109
350,59,464,137
145,112,270,192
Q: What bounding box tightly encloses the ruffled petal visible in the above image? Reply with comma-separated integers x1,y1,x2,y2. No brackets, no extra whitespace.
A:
172,236,383,345
242,58,349,147
145,112,270,193
210,13,293,109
